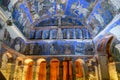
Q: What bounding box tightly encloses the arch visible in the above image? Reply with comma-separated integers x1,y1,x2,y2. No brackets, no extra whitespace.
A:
16,57,24,65
4,52,13,63
23,58,34,80
36,58,46,80
105,35,114,56
96,34,114,55
75,59,85,79
63,59,73,80
50,58,60,80
1,52,9,69
13,57,23,80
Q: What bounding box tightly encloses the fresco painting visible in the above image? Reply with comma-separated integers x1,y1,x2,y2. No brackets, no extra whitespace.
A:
1,0,120,80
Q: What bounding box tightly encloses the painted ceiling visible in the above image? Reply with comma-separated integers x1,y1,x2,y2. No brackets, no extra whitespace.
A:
0,0,120,38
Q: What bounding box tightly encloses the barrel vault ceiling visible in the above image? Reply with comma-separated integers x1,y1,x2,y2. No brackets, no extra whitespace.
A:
0,0,119,38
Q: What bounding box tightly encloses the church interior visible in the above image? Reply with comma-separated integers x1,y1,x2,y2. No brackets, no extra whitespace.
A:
0,0,120,80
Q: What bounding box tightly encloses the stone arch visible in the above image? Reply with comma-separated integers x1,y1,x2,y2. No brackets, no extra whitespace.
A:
75,58,85,79
23,58,34,80
13,57,24,80
16,57,24,66
5,52,13,63
1,52,11,68
105,35,114,57
36,58,46,80
12,37,25,51
96,34,114,55
50,58,60,80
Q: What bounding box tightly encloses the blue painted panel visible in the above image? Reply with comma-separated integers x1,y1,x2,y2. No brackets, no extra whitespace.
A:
87,0,113,36
75,42,85,55
35,17,58,27
75,28,83,39
62,29,68,39
42,30,50,39
50,29,58,39
35,30,42,39
69,29,76,39
82,28,91,39
19,4,33,23
38,42,50,55
29,30,35,39
12,8,20,21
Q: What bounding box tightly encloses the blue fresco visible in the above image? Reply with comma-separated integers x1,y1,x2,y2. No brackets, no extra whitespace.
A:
19,3,33,23
29,30,36,39
27,41,93,55
50,29,58,39
42,30,50,39
28,28,91,40
65,0,89,17
35,17,58,27
36,16,83,27
87,0,113,36
75,42,85,55
35,30,42,39
1,0,119,38
12,8,20,21
75,28,83,39
9,37,94,55
93,18,120,43
11,0,97,27
82,28,91,39
8,0,99,37
68,29,76,39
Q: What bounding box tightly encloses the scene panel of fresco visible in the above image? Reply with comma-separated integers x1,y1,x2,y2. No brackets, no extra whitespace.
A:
3,33,94,55
87,0,118,36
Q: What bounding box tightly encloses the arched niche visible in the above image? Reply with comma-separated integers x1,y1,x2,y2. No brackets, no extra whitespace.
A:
96,35,114,80
36,58,46,80
12,37,25,52
22,58,34,80
2,52,13,63
16,57,23,65
50,58,60,80
63,59,73,80
96,34,114,56
13,57,23,80
75,59,85,80
1,52,12,69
